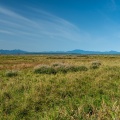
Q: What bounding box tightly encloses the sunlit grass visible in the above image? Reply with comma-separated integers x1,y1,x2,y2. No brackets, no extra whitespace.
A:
0,55,120,119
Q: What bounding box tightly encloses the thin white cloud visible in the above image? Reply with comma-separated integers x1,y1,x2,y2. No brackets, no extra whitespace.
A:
29,7,87,41
0,19,24,28
0,6,90,47
30,8,80,31
0,30,14,35
0,7,35,23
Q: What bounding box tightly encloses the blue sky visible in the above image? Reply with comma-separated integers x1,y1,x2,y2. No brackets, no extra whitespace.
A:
0,0,120,52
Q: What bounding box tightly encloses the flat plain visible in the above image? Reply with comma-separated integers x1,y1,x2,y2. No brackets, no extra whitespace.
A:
0,55,120,120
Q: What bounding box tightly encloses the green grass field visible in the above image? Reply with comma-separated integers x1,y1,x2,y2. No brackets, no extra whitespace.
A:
0,55,120,120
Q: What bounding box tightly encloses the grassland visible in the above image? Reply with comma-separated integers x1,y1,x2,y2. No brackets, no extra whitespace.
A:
0,55,120,120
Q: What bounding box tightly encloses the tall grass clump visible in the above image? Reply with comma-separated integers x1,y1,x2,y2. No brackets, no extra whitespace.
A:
34,63,88,74
34,65,56,74
51,62,68,73
76,65,88,71
63,65,88,73
52,62,88,72
90,61,101,69
5,70,18,77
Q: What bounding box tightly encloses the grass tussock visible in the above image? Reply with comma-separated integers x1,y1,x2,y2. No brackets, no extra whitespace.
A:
34,64,56,74
90,61,101,69
34,63,88,74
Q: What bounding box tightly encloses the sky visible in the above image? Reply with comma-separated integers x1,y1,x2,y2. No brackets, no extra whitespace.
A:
0,0,120,52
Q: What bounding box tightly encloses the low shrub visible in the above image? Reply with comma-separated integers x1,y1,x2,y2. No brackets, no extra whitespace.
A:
34,65,56,74
34,63,88,74
90,61,101,69
5,70,18,77
77,66,88,71
65,65,77,72
52,63,68,73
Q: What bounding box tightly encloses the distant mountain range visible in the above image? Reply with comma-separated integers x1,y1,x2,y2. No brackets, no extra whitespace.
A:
0,49,28,54
67,49,120,54
0,49,120,54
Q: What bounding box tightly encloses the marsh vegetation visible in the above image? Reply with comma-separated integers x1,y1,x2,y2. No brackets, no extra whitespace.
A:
0,55,120,119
